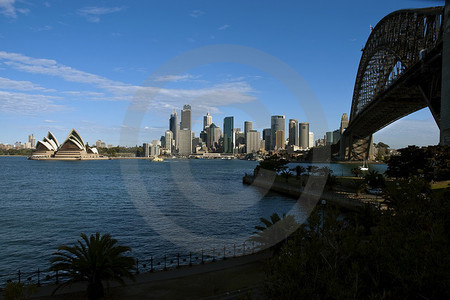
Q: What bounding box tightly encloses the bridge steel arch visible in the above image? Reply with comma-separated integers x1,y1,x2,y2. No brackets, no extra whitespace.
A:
341,6,445,160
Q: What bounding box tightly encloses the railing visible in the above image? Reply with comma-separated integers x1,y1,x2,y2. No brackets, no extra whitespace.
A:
0,242,260,288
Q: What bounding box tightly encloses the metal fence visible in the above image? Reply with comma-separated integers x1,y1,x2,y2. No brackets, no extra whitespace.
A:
0,242,260,288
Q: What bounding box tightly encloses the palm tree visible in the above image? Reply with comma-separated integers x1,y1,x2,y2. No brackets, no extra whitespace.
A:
50,233,136,300
248,213,299,251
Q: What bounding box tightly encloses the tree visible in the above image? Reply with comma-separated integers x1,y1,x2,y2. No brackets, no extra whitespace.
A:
50,233,136,300
291,165,306,178
248,213,299,251
264,179,450,299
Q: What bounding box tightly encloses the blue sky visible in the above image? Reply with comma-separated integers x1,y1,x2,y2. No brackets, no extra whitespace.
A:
0,0,442,148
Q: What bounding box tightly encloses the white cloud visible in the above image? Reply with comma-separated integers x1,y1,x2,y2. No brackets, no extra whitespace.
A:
0,91,65,114
0,76,55,92
152,74,199,82
0,0,17,17
218,24,230,30
30,25,52,32
0,51,258,115
43,2,50,8
78,6,125,22
189,10,204,18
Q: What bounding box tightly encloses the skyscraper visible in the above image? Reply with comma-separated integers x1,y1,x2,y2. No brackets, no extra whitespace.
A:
263,128,271,151
169,110,179,149
207,123,221,149
246,130,260,153
299,122,309,149
244,121,253,136
288,119,299,146
178,129,192,155
164,130,173,153
340,113,349,134
181,104,192,130
223,116,234,153
270,115,285,150
275,130,285,150
203,112,212,130
28,134,35,149
309,132,314,149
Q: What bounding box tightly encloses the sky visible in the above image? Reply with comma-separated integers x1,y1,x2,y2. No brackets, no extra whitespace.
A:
0,0,443,148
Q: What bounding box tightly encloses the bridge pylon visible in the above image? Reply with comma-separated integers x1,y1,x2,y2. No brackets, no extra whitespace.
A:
440,0,450,144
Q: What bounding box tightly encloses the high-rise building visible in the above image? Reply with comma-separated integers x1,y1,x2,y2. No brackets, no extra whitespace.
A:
28,134,35,149
340,113,349,134
244,121,253,136
325,131,333,145
288,119,299,146
207,123,221,149
263,128,271,151
143,143,150,157
203,112,212,130
181,104,192,130
270,115,285,150
178,129,192,155
164,130,173,153
299,122,309,149
169,110,179,150
275,130,285,150
332,129,341,144
223,116,234,153
309,132,314,149
246,130,260,153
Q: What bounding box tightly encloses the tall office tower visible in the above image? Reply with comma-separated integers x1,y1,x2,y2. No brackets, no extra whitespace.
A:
200,130,207,143
203,112,212,130
325,131,333,145
223,116,234,153
28,134,35,148
299,122,309,149
96,140,102,148
275,130,285,150
244,121,253,136
178,129,192,155
288,119,299,146
181,104,192,130
143,143,150,157
263,128,271,151
207,123,221,149
169,110,179,149
164,130,173,153
333,129,341,144
309,132,314,149
340,113,349,134
270,115,285,150
246,130,260,154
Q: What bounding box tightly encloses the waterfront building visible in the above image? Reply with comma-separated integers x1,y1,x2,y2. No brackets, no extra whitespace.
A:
169,110,179,150
203,112,212,130
275,130,285,151
271,115,285,150
164,130,173,153
96,140,106,148
299,122,309,149
263,128,271,151
33,130,102,160
178,129,192,155
309,132,314,148
340,113,349,134
246,130,260,154
181,104,192,130
207,123,221,150
288,119,299,146
223,116,234,154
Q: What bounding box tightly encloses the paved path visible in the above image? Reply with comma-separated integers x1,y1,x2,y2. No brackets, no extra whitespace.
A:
28,251,272,299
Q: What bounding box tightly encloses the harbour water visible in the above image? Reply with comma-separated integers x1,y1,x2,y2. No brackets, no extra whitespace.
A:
0,157,386,283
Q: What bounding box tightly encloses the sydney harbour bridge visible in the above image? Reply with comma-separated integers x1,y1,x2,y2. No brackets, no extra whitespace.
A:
340,1,450,160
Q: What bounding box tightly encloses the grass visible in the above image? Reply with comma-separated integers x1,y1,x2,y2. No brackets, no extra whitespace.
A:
431,180,450,190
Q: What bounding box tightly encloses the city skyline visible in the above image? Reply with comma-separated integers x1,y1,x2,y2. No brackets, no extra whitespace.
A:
0,0,440,148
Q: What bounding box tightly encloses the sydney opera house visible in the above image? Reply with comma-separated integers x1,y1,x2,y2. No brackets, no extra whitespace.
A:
30,129,105,160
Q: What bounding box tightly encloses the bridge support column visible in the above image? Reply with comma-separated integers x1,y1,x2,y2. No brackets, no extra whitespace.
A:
441,0,450,144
